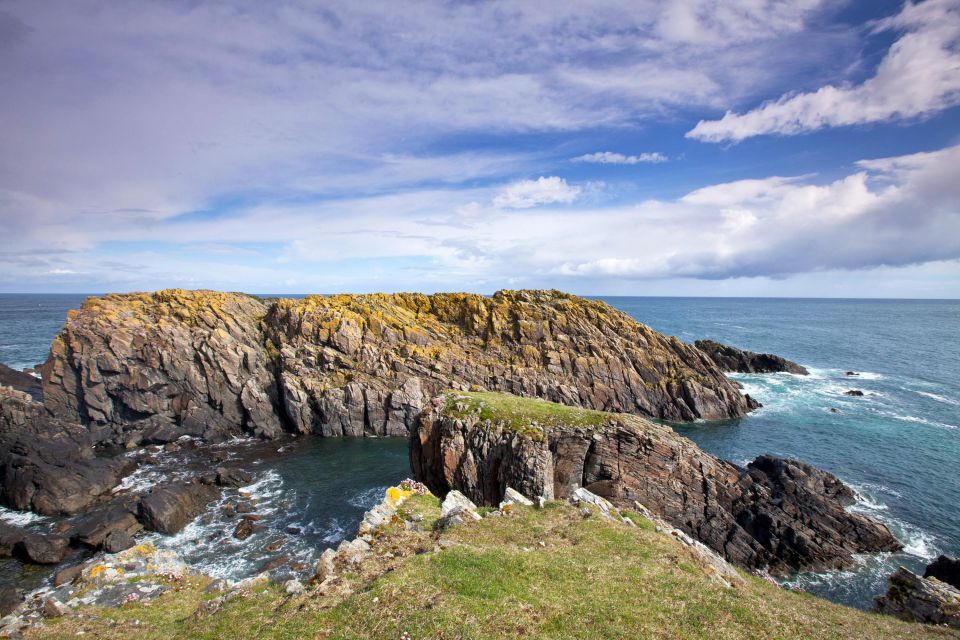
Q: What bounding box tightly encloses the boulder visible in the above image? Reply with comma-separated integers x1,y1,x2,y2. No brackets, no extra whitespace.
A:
233,517,258,540
875,567,960,628
0,586,21,617
845,389,865,397
103,528,135,553
16,532,69,564
70,504,141,548
215,466,253,487
924,555,960,590
258,556,289,573
413,392,901,575
694,340,808,375
500,487,534,508
441,490,479,518
138,481,219,534
53,564,83,587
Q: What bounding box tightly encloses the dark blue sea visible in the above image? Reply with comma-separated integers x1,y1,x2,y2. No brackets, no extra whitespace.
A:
1,294,957,610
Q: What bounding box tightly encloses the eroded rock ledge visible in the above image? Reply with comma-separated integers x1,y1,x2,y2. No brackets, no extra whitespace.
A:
41,289,758,447
411,391,900,575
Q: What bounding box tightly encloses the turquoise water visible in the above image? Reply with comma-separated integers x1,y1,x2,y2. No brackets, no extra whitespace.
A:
0,294,957,609
602,297,960,608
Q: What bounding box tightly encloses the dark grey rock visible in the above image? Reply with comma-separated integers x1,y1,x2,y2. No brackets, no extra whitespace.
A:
0,586,20,617
0,363,41,401
138,481,219,534
215,466,252,487
845,389,865,397
0,387,135,515
924,555,960,590
103,529,135,553
694,340,808,375
875,566,960,628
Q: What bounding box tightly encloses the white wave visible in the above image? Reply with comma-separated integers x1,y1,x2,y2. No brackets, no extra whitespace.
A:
850,489,888,512
847,486,940,563
320,518,346,544
0,506,47,527
882,412,958,431
348,486,386,510
916,391,960,407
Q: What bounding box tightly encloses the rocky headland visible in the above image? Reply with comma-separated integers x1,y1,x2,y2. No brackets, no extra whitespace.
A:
41,289,757,450
411,391,900,575
0,288,929,634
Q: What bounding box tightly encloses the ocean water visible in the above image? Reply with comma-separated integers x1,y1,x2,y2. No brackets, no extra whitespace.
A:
0,294,957,610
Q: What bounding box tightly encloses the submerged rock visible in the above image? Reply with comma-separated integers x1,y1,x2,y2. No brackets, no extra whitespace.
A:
845,389,865,396
875,566,960,628
412,392,901,575
41,289,757,448
694,340,808,375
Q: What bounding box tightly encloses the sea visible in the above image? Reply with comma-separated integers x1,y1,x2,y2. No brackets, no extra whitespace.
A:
1,293,957,611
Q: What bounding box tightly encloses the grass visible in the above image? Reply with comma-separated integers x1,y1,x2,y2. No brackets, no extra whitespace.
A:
26,500,958,640
442,391,616,440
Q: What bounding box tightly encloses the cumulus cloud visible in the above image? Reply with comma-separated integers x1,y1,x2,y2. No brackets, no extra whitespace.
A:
572,151,668,164
493,177,582,209
688,0,960,142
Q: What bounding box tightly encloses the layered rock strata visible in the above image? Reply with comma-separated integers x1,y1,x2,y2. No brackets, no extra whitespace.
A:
41,289,758,446
694,340,809,375
411,392,900,575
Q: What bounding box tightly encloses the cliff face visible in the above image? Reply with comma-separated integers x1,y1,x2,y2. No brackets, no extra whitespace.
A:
411,391,901,575
41,289,757,445
41,290,283,446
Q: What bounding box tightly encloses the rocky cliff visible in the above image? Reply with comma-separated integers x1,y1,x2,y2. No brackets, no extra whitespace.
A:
411,391,901,575
41,289,758,446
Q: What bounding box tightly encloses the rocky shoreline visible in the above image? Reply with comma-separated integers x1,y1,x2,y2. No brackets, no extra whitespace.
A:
0,288,943,630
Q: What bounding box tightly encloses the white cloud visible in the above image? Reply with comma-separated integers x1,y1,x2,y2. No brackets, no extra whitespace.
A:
572,151,668,164
688,0,960,142
493,177,582,209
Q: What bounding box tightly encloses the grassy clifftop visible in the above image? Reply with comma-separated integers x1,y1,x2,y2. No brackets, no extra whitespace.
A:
26,497,954,640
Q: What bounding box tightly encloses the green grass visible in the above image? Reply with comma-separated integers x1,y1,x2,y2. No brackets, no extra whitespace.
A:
28,502,959,640
443,391,615,439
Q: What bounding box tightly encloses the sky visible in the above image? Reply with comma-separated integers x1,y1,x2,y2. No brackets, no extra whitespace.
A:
1,0,959,297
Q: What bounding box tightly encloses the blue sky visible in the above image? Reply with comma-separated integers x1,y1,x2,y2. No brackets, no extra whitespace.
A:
1,0,959,296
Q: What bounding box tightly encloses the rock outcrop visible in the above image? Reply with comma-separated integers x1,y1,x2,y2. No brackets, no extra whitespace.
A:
41,290,283,446
41,289,758,446
694,340,808,375
925,555,960,590
875,566,960,628
0,386,135,515
411,392,901,575
0,363,42,401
